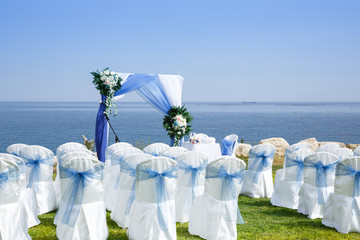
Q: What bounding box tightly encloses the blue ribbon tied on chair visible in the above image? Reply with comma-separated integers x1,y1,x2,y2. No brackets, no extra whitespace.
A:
285,156,304,182
0,172,9,189
221,139,236,156
206,165,245,224
248,150,275,183
119,161,137,215
111,155,127,189
25,157,53,192
55,166,103,227
137,166,178,231
304,160,339,204
178,160,207,212
336,164,360,215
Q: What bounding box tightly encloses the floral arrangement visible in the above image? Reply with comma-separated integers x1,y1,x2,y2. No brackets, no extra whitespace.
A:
189,133,201,144
163,105,193,146
91,68,122,116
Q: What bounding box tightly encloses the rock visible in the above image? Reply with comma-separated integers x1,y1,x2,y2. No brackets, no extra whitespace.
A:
235,143,252,158
318,141,346,148
298,138,318,152
258,137,289,157
346,144,360,150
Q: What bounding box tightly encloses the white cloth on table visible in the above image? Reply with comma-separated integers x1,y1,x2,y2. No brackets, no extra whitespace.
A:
316,143,340,155
175,151,208,223
127,157,178,240
159,146,188,160
0,153,40,228
105,147,143,211
298,152,339,219
241,143,276,198
271,149,314,209
0,158,31,240
182,142,221,163
143,143,170,156
19,145,57,215
6,143,29,157
188,156,246,240
335,148,354,161
110,153,154,228
55,156,107,240
322,156,360,233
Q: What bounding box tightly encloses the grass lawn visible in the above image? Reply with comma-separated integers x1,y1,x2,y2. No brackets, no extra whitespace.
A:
29,158,360,239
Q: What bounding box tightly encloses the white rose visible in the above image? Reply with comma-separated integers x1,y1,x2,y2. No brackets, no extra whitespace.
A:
100,72,104,76
100,76,105,81
105,70,110,75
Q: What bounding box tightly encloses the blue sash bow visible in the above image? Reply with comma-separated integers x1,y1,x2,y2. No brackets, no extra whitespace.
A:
206,165,245,224
285,156,304,182
0,172,9,189
0,167,20,189
248,150,275,183
304,160,339,204
119,161,137,215
137,166,178,231
25,157,53,192
55,166,103,226
178,160,207,212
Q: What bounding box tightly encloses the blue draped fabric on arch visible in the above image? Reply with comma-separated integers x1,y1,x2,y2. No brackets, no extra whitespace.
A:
95,73,183,162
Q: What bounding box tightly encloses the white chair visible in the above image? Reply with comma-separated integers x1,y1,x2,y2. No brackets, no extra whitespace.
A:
220,134,238,157
298,152,339,219
0,157,31,240
188,156,246,240
175,151,208,223
55,156,108,240
127,157,178,240
241,144,276,198
335,148,354,161
110,153,154,228
105,147,143,211
143,143,170,156
354,146,360,156
19,145,57,215
6,143,28,157
159,146,188,160
322,156,360,233
317,143,340,155
0,153,40,228
271,149,314,209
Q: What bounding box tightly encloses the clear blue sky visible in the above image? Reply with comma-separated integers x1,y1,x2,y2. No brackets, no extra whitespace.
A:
0,0,359,102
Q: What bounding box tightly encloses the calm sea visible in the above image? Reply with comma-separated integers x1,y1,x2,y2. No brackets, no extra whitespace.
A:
0,102,360,153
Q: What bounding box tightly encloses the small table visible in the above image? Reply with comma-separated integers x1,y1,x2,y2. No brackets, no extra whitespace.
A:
182,142,222,163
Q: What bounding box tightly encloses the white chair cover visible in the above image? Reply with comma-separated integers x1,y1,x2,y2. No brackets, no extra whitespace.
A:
354,146,360,156
322,156,360,233
19,145,57,215
335,148,354,161
6,143,29,157
56,142,89,160
284,143,311,168
143,143,170,156
110,153,154,228
105,147,143,211
220,134,238,157
159,146,188,159
271,149,314,209
241,143,276,198
0,153,40,228
298,152,339,219
55,156,107,240
188,156,246,240
316,143,340,154
0,158,31,240
175,151,208,223
127,157,178,240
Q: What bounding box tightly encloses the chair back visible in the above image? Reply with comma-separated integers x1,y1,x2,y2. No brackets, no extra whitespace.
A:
221,134,238,156
6,143,28,157
0,158,20,205
159,146,188,159
56,142,88,160
105,142,134,162
109,148,143,166
334,156,360,198
355,146,360,156
335,148,354,161
284,149,314,181
316,143,340,154
143,143,170,156
247,144,275,183
205,156,246,201
284,143,310,167
0,153,25,189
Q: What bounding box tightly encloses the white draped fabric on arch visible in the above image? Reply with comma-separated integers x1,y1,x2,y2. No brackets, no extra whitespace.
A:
95,73,184,162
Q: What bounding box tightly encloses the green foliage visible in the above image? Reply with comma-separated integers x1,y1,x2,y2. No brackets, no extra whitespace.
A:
163,105,193,146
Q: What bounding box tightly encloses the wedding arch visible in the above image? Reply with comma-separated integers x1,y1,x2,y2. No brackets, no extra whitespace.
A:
94,72,190,162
